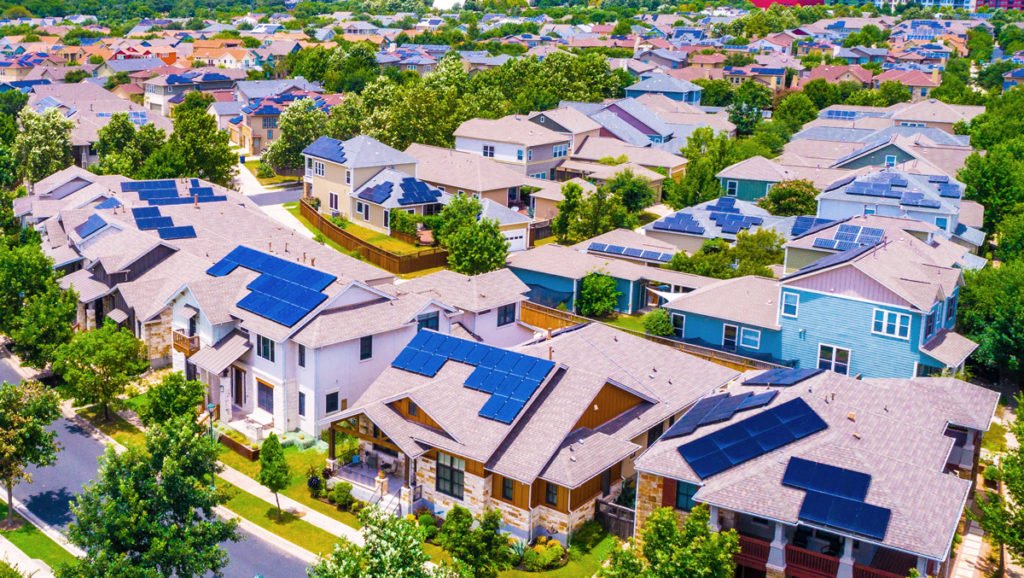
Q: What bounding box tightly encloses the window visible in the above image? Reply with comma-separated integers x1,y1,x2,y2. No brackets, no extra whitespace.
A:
740,327,761,350
298,344,306,367
935,217,948,231
267,130,273,140
256,334,275,362
884,154,897,168
818,344,851,375
725,180,738,197
356,201,369,220
545,482,558,506
326,392,340,414
329,191,339,211
864,205,876,216
417,311,439,331
552,144,568,158
482,145,495,158
424,203,442,216
502,478,514,501
314,161,325,177
925,310,936,337
527,149,533,161
675,481,698,512
345,169,351,185
671,313,685,339
781,292,799,318
647,422,664,447
507,187,518,203
723,325,738,351
298,392,306,416
872,309,911,339
360,335,373,360
529,172,547,179
436,453,465,499
497,303,516,326
408,400,419,417
262,116,277,129
945,295,957,322
257,381,274,412
516,149,524,161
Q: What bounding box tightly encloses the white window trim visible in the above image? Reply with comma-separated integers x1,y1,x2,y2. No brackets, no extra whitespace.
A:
872,308,911,340
722,324,738,350
725,180,738,197
740,327,761,350
781,292,799,318
671,312,685,338
818,343,852,375
314,161,325,177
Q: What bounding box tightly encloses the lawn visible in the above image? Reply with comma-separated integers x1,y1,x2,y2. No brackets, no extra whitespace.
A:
500,534,616,578
533,236,559,247
243,160,300,187
77,405,146,449
124,391,150,418
219,480,341,558
603,314,646,334
0,503,77,570
283,203,426,257
984,420,1009,454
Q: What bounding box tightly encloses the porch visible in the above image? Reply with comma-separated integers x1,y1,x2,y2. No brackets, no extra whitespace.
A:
172,329,200,357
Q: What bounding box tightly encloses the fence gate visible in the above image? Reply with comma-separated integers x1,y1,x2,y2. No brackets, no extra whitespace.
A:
595,498,635,540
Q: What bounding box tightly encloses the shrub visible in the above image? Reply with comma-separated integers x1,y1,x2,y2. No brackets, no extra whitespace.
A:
524,542,565,571
329,215,349,228
390,209,419,236
313,232,326,245
509,539,527,565
308,196,321,209
522,548,540,570
984,464,1002,484
642,309,673,337
333,481,354,510
569,520,607,553
256,162,275,179
418,513,438,542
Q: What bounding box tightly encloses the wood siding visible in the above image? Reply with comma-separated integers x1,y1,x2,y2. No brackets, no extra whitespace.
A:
491,474,531,509
532,479,568,513
389,398,444,431
423,449,486,477
570,463,622,507
574,382,645,430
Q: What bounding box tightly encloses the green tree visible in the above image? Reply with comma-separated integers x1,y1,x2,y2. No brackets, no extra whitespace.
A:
140,372,205,426
570,185,636,241
611,19,633,35
801,78,839,109
445,217,509,276
772,92,817,133
263,98,328,171
52,321,149,422
323,44,382,94
958,142,1024,231
96,112,137,159
642,308,673,336
64,69,90,83
14,108,73,184
728,81,772,136
8,283,77,370
959,261,1024,379
669,128,741,209
669,239,737,279
551,182,583,242
0,91,27,118
757,179,819,216
976,390,1024,564
877,81,912,106
732,228,785,276
0,240,59,336
599,504,739,578
750,121,792,155
309,506,436,578
142,93,235,185
436,506,513,578
0,380,60,529
62,416,240,577
258,432,289,515
605,169,654,213
693,79,733,108
577,272,621,317
435,193,481,246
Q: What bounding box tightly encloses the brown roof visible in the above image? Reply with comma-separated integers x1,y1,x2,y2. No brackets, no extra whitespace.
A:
404,143,527,193
454,115,569,147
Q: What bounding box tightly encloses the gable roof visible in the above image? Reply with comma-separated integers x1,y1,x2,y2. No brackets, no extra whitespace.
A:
303,135,416,168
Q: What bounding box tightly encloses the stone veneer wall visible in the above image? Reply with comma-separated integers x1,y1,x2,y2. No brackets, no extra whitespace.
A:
532,505,571,543
635,471,688,546
415,456,490,519
143,309,173,367
489,496,532,542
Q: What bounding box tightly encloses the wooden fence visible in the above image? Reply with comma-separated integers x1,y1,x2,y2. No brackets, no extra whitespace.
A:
300,200,449,275
530,220,552,246
520,301,783,372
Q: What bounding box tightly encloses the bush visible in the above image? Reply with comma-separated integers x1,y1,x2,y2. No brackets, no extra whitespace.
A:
569,520,607,553
329,215,349,229
307,196,321,209
307,474,323,498
642,309,673,337
349,500,365,514
524,541,565,571
390,209,419,236
418,513,438,542
256,162,275,179
333,481,354,510
984,464,1002,484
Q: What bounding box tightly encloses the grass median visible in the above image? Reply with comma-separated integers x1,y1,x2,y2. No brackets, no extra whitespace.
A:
0,503,77,570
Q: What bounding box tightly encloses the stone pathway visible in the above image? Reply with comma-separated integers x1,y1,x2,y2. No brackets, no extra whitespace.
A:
954,522,986,578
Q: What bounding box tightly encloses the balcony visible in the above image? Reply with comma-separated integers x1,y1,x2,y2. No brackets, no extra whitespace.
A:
173,330,200,357
853,565,906,578
786,545,839,578
736,534,770,571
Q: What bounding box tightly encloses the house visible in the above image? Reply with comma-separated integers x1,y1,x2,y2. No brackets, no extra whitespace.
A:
191,47,258,70
688,52,727,69
95,56,169,78
723,65,786,93
1003,67,1024,91
644,197,786,254
834,45,888,65
873,69,939,100
527,108,601,153
143,69,245,116
454,115,572,180
803,64,873,87
634,367,998,578
572,137,687,178
715,156,851,201
231,92,337,155
635,48,688,69
572,228,679,268
404,143,530,208
554,160,665,201
325,323,738,535
234,77,322,102
507,243,713,314
624,74,702,104
527,178,596,222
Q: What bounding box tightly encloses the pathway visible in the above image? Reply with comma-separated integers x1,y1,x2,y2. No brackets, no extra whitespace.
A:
261,203,314,239
0,534,55,578
953,522,986,578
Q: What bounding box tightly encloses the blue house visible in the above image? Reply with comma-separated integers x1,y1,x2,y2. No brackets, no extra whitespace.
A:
625,74,702,104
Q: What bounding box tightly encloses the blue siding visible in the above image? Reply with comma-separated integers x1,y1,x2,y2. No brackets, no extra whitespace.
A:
671,311,784,360
508,267,644,314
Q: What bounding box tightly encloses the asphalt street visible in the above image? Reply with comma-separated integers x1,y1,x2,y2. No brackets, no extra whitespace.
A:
0,354,311,578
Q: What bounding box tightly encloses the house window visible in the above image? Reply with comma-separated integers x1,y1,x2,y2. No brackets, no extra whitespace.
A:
360,335,373,360
256,334,275,362
314,161,325,177
257,381,274,413
408,400,419,417
725,180,738,197
417,311,440,331
267,130,273,140
261,116,277,130
675,481,698,512
436,452,465,499
502,478,514,501
528,149,534,161
482,145,495,158
818,344,851,375
671,313,685,339
884,154,897,167
298,392,306,416
925,310,936,337
507,187,518,203
872,309,911,339
935,217,948,231
497,304,516,327
329,192,339,211
945,295,957,322
298,344,306,367
517,149,524,161
864,205,876,216
345,169,351,185
740,327,761,350
529,172,547,179
647,422,664,447
552,144,568,158
545,482,558,506
723,325,738,351
326,392,340,414
781,292,799,318
356,201,369,220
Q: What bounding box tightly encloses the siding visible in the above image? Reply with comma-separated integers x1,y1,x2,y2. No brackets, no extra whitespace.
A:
574,382,644,430
835,144,914,169
671,311,784,360
491,474,531,509
718,177,772,201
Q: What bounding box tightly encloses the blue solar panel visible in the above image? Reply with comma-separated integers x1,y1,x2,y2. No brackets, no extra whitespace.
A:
95,197,122,210
74,214,106,238
736,390,778,411
743,368,823,387
788,243,877,278
479,394,509,420
358,181,393,204
662,394,729,440
813,238,838,250
783,457,871,501
158,226,197,240
589,242,608,252
900,191,942,209
798,490,891,541
938,183,961,199
130,207,161,220
237,292,308,327
398,178,442,206
624,248,643,258
247,275,329,311
121,180,176,193
190,187,215,197
701,393,753,425
135,216,174,230
653,212,705,235
605,245,626,255
791,217,833,238
209,246,336,291
147,195,229,206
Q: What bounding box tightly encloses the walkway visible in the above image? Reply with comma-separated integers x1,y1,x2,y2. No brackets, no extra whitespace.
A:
260,203,313,238
0,534,55,578
953,522,985,578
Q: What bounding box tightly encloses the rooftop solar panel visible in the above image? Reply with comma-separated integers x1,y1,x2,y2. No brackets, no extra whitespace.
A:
662,394,730,440
131,207,161,219
237,291,308,327
95,197,122,210
743,368,823,387
589,242,608,252
701,393,752,425
157,226,197,240
783,457,871,501
798,490,891,541
736,390,778,411
74,214,106,238
135,216,174,230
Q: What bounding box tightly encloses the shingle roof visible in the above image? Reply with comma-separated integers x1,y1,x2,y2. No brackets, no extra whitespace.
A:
665,276,781,330
404,143,527,192
394,268,529,313
303,135,416,168
454,115,569,147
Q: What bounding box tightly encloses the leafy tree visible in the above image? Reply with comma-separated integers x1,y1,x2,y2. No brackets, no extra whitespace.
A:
757,179,819,216
604,169,653,213
436,194,481,246
772,92,817,133
139,372,205,426
958,140,1024,231
732,228,785,275
0,240,59,335
64,69,90,83
577,272,620,317
309,506,441,578
750,121,792,155
959,261,1024,379
14,108,73,184
445,216,509,276
599,504,740,578
96,112,137,159
52,321,148,422
551,182,583,242
967,87,1024,150
0,115,16,147
611,19,633,35
978,61,1021,93
728,81,772,136
0,91,27,118
723,53,755,67
103,71,130,91
877,81,912,106
801,78,839,109
323,45,382,94
642,308,673,336
669,238,737,279
436,506,513,578
569,185,636,241
976,390,1024,564
263,98,328,172
0,380,60,529
693,79,733,108
142,92,236,186
668,127,750,210
258,432,289,515
8,284,77,370
62,416,240,578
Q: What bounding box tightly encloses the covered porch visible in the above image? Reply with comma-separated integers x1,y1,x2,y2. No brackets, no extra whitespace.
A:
327,414,416,515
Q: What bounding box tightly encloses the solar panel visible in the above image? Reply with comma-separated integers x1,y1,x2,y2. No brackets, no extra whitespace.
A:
605,245,627,255
938,183,962,199
74,214,106,238
95,197,122,210
743,368,824,386
624,247,643,258
247,275,329,311
157,226,197,240
237,292,309,327
589,242,608,252
900,191,942,209
189,187,215,197
813,238,839,250
791,217,833,238
783,457,871,501
736,390,778,411
135,216,174,230
131,207,161,219
798,490,891,540
701,393,752,425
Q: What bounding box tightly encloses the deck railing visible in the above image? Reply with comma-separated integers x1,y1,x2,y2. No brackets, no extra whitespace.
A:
736,535,771,570
785,545,839,578
172,330,200,357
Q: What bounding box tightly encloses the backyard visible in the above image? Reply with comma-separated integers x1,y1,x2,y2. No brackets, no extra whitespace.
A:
284,202,430,256
243,160,301,187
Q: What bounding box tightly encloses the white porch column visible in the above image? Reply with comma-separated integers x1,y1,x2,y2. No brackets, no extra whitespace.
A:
766,522,786,576
837,538,854,578
916,556,929,576
709,505,720,531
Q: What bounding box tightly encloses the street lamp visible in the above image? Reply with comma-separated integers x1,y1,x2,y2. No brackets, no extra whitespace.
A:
207,402,217,490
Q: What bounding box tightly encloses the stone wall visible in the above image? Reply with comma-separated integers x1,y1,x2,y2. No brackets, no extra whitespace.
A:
532,505,571,543
635,471,662,535
488,497,532,542
143,308,173,368
415,456,490,519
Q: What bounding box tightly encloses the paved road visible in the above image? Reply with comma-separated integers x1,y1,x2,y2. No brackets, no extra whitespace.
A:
0,357,310,578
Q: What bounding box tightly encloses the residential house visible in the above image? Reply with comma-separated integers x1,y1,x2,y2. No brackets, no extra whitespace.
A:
624,74,703,104
527,108,602,153
635,48,688,69
554,160,665,201
572,137,687,178
723,65,786,93
688,53,727,69
715,156,851,201
403,143,530,208
803,64,873,87
143,69,245,116
231,92,338,155
572,228,679,268
191,47,258,70
834,45,888,65
644,197,786,254
234,77,322,102
873,69,939,100
454,115,571,180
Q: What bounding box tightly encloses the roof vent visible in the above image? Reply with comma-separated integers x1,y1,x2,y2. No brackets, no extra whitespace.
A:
847,411,857,422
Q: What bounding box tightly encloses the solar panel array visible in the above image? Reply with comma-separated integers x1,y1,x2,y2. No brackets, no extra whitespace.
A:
899,191,942,209
588,242,673,263
743,368,823,387
846,181,902,199
653,212,705,235
95,197,122,210
783,457,892,541
74,214,106,239
825,110,859,120
937,182,962,199
398,178,442,206
663,391,780,441
391,331,556,425
158,226,198,240
120,180,228,207
205,246,337,327
812,225,884,251
793,242,877,277
358,181,393,204
96,111,149,126
710,212,763,234
706,197,740,213
130,206,198,240
678,398,828,479
791,217,833,238
824,175,856,192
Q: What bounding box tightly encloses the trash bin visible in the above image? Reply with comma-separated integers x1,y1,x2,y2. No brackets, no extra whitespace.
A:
239,155,246,164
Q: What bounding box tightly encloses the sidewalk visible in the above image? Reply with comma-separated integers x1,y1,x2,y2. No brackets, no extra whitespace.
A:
0,534,55,578
261,203,314,239
953,522,985,578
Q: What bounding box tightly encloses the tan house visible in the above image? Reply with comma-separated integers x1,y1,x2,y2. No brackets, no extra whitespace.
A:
573,136,687,178
527,108,602,153
404,143,530,208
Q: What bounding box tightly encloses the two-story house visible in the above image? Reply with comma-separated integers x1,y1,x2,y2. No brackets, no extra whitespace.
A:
231,92,338,156
143,69,244,116
634,367,998,578
624,74,703,104
454,115,572,180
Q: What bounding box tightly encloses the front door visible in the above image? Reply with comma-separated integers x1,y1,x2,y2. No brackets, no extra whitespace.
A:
232,367,246,407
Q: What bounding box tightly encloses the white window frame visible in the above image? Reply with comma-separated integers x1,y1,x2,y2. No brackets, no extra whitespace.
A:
725,180,738,197
314,161,325,177
345,169,351,185
781,292,799,318
355,201,369,221
671,313,685,339
527,149,534,161
872,308,911,340
818,343,851,375
552,143,568,158
256,334,275,362
482,144,495,158
884,154,897,167
740,327,761,350
722,324,738,351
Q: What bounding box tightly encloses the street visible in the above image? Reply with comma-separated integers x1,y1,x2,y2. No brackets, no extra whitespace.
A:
0,355,311,578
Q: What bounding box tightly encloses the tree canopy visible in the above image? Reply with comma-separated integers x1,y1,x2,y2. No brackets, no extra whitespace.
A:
959,261,1024,379
263,98,329,172
15,108,74,184
578,272,620,317
0,380,60,529
757,179,819,216
139,372,205,426
437,195,509,275
728,81,772,136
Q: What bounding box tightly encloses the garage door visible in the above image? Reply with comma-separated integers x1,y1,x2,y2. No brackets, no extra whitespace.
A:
504,229,527,252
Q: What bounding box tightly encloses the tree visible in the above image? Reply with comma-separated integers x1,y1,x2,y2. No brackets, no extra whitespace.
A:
62,416,240,577
96,112,138,159
877,81,912,106
551,182,583,242
757,179,819,216
52,322,149,422
732,229,785,276
258,432,289,515
0,380,60,529
0,91,27,118
599,504,740,578
570,185,637,241
976,390,1024,566
436,506,513,578
728,81,772,136
577,272,621,317
642,308,673,336
693,79,733,108
0,239,59,336
801,78,839,109
445,217,509,275
262,98,328,172
8,284,77,370
309,506,436,578
958,141,1024,231
14,108,73,184
64,69,90,83
959,261,1024,380
611,19,633,35
669,239,737,279
142,92,235,185
139,372,205,426
604,170,653,213
435,194,481,246
772,93,817,134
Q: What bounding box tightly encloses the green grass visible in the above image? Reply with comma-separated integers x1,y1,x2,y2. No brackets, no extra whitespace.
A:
984,420,1009,454
603,313,646,334
0,503,77,570
500,534,617,578
533,236,559,247
77,405,146,449
124,391,150,418
219,480,341,557
243,160,300,186
283,202,427,257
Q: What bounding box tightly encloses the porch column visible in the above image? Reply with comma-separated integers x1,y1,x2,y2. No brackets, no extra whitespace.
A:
709,505,720,531
326,427,337,472
403,458,411,489
837,537,854,578
766,522,786,578
916,556,929,576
